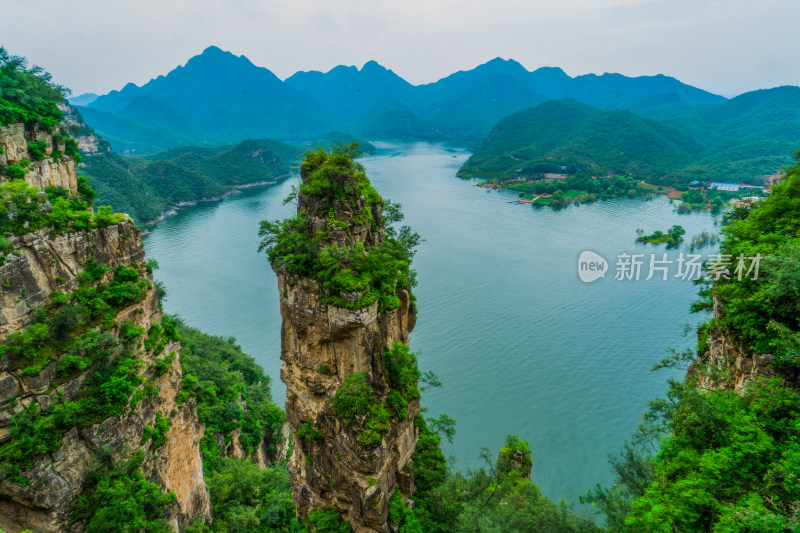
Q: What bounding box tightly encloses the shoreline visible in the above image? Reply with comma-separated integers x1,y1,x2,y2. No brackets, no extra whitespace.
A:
138,174,293,235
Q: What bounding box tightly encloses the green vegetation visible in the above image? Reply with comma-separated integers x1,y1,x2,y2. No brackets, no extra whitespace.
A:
194,460,296,533
79,138,305,224
303,508,352,533
175,321,285,469
693,154,800,362
0,262,158,472
329,372,391,447
677,186,733,212
0,180,125,237
407,422,599,532
460,93,800,190
585,378,800,532
297,417,325,441
174,321,303,533
636,225,685,248
459,100,700,186
507,173,658,207
141,412,171,448
582,150,800,531
259,146,418,313
73,449,177,532
314,131,376,155
384,342,421,419
0,256,191,531
326,344,421,447
26,139,49,161
0,48,67,131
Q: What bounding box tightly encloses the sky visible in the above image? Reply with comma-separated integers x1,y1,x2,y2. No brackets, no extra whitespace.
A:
1,0,798,97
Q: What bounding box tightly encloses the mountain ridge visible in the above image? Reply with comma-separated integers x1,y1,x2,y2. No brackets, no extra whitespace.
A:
83,47,732,153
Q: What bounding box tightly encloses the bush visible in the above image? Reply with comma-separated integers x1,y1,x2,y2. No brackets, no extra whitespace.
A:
27,139,48,161
74,449,176,532
329,372,391,447
5,163,26,180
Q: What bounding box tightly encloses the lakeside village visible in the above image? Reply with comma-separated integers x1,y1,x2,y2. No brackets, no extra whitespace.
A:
479,165,780,210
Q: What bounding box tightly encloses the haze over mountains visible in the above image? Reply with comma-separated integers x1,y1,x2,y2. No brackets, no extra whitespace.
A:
71,45,800,184
75,46,725,154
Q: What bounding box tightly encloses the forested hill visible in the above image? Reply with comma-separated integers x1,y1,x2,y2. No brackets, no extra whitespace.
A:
78,46,724,152
459,89,800,185
78,138,305,223
458,99,701,182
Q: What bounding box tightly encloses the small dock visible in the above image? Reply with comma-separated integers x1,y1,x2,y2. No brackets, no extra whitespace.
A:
508,193,552,204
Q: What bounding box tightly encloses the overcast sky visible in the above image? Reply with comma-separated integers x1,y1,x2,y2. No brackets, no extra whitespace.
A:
2,0,797,97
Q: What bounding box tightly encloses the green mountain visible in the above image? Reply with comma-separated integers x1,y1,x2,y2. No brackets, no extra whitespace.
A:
461,88,800,185
459,99,701,182
644,86,800,180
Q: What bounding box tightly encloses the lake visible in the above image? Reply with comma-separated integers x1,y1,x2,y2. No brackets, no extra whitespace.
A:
142,141,718,504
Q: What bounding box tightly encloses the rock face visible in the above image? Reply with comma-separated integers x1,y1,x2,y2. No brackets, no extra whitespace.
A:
691,296,784,392
275,161,418,532
1,122,78,194
0,161,211,531
0,221,144,338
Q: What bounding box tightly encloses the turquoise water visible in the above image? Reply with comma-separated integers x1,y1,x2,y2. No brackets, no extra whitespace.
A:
142,142,718,503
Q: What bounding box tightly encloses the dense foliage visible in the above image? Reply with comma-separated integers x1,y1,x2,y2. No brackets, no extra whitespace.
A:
175,321,285,469
695,155,800,364
0,180,124,239
506,173,661,207
585,379,800,531
585,150,800,531
329,372,392,447
458,100,700,185
460,94,799,187
0,48,67,131
173,322,303,532
73,449,177,533
259,147,418,312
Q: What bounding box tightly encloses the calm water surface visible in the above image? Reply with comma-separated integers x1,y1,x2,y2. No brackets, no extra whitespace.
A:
143,142,718,503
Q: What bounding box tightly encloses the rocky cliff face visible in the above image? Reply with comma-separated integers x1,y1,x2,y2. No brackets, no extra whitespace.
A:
691,296,782,392
0,156,211,532
274,160,419,532
0,122,78,194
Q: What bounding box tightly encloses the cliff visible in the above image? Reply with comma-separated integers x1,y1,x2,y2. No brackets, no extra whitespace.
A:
691,296,794,392
267,148,420,532
0,139,211,532
1,122,79,194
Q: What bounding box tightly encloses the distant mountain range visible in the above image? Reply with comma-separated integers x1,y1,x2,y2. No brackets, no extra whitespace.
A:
79,46,726,154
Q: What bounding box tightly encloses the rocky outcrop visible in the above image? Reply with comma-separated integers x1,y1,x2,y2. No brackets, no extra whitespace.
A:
0,122,78,194
0,200,211,531
691,296,782,392
0,221,143,338
275,160,418,532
